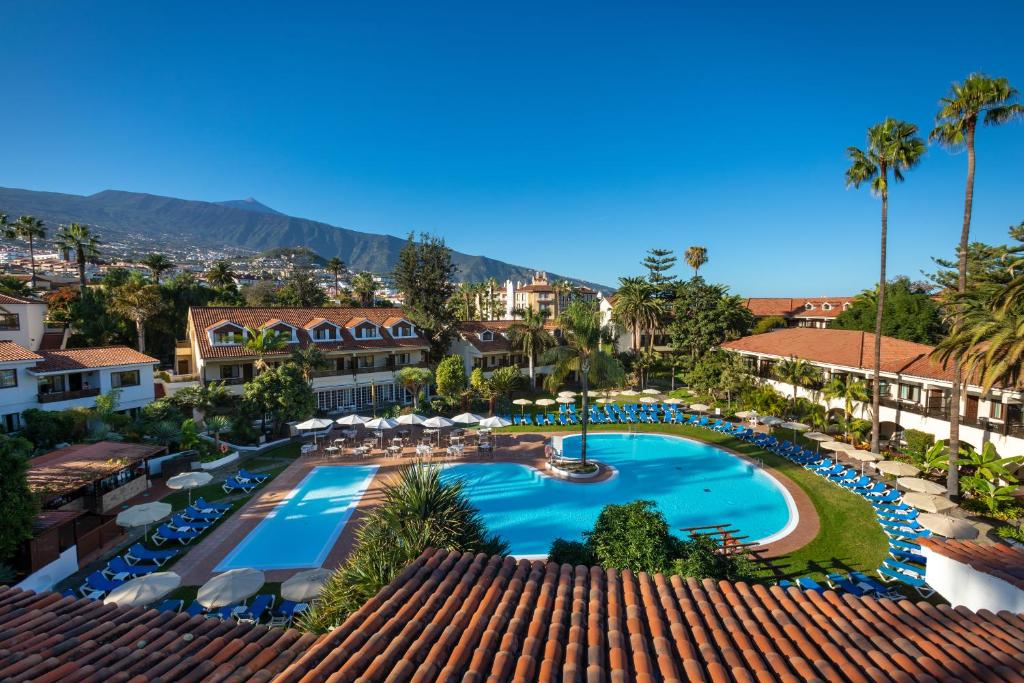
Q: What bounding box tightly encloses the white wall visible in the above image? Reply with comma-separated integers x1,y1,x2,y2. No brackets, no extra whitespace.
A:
0,302,47,350
922,547,1024,614
15,547,79,593
0,361,45,417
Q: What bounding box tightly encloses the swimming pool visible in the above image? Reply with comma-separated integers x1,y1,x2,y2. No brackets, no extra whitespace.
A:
216,465,378,571
442,433,795,557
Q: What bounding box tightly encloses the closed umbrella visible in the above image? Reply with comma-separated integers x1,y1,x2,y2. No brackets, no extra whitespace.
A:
395,413,426,426
876,461,921,477
197,568,265,609
167,471,213,506
335,414,368,426
116,502,171,535
917,513,978,539
897,477,947,495
451,412,484,424
903,492,957,513
105,572,181,607
512,398,533,414
280,568,333,602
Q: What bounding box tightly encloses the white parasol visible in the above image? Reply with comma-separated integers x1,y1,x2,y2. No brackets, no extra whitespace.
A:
280,568,333,602
916,513,978,539
897,477,948,495
875,461,921,477
903,492,957,513
104,572,181,607
166,471,213,506
479,416,512,428
116,502,172,535
197,568,265,608
335,414,368,426
451,412,484,424
395,413,426,426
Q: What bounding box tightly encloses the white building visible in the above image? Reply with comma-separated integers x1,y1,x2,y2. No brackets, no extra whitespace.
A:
920,538,1024,613
450,320,556,381
722,327,1024,456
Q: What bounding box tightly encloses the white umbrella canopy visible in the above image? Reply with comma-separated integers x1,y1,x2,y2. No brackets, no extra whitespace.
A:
336,414,368,426
846,449,882,463
804,431,831,442
897,477,948,495
556,396,576,404
618,390,639,397
280,568,333,602
876,461,921,477
422,416,454,429
535,398,556,406
295,418,333,431
116,502,171,529
820,441,853,452
597,398,615,404
197,568,265,608
512,399,533,406
167,471,213,505
663,398,684,405
479,416,512,428
105,572,181,607
780,421,810,431
557,391,577,398
363,417,398,430
689,403,710,412
917,513,978,539
639,397,660,404
641,388,661,395
734,410,758,419
758,416,783,426
395,413,426,426
451,412,484,424
903,492,958,513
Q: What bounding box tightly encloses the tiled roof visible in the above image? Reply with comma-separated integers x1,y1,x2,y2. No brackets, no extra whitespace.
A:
276,548,1024,682
921,538,1024,591
189,307,429,360
745,297,855,319
32,346,159,373
457,320,558,353
27,441,168,498
0,340,42,363
0,292,44,305
721,328,958,383
0,586,317,682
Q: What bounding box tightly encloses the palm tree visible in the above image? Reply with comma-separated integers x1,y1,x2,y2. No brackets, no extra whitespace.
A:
453,282,477,320
396,365,433,409
542,301,624,466
612,276,663,352
206,260,237,289
327,257,345,300
141,253,175,284
243,327,287,371
845,118,925,453
108,282,164,352
174,381,230,424
772,356,820,413
930,74,1022,498
351,272,377,307
5,216,46,288
506,308,556,389
484,366,521,415
291,345,328,383
684,246,708,277
204,415,232,452
823,375,870,440
54,223,101,288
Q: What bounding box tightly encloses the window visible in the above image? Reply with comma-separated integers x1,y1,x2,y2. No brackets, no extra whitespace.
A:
358,355,376,369
480,330,494,342
391,322,414,338
804,302,815,310
212,327,244,345
821,303,832,311
0,369,16,389
111,370,140,388
394,353,410,365
354,323,380,340
312,325,336,342
220,365,242,379
898,383,921,402
0,313,20,330
991,402,1005,420
843,303,851,310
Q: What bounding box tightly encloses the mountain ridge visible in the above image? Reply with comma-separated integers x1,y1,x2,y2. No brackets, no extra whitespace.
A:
0,186,611,292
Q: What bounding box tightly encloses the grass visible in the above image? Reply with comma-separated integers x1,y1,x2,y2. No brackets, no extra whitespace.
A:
496,420,888,580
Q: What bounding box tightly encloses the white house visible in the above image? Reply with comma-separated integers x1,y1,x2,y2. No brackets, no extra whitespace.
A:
450,320,557,383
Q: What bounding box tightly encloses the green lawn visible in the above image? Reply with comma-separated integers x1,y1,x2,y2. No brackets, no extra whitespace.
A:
497,421,888,580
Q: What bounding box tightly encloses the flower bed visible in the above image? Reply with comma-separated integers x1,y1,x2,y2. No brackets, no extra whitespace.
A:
547,459,602,480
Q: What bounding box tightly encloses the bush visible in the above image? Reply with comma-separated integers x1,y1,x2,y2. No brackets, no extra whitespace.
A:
995,525,1024,542
548,538,598,566
670,535,758,582
903,429,934,462
0,435,37,562
21,409,77,450
752,316,788,335
585,500,682,574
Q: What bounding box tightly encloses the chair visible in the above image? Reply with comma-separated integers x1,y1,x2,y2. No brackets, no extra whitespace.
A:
185,600,206,617
237,469,270,484
877,562,934,597
104,556,159,579
796,577,826,593
848,571,906,600
156,599,184,613
194,497,232,513
125,543,178,566
223,476,257,494
170,514,214,532
80,571,124,597
208,604,243,620
268,600,309,627
183,506,223,523
236,594,276,624
825,573,873,597
152,524,203,546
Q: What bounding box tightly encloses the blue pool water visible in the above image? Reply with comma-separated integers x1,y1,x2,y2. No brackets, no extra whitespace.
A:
216,465,378,571
441,433,795,557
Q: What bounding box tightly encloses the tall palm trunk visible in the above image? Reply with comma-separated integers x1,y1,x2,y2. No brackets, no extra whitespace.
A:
871,179,888,454
77,246,87,288
580,359,590,466
528,352,536,389
134,317,146,353
947,122,976,498
28,234,37,288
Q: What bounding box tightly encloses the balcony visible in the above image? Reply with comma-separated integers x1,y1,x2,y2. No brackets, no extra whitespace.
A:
878,396,950,421
38,387,101,404
311,362,428,379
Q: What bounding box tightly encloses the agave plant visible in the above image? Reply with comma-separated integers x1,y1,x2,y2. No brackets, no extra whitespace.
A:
204,415,232,451
147,420,182,448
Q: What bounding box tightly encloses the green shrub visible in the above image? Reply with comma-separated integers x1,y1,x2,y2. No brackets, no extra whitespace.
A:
995,525,1024,543
22,409,76,450
752,316,788,335
548,539,598,566
0,435,37,562
670,535,758,582
902,429,934,462
585,500,682,574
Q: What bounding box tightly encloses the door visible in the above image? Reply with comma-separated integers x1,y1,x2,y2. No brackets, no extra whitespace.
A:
965,395,979,421
177,360,189,375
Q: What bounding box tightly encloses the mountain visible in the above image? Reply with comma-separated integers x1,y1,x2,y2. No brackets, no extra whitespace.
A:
0,187,611,291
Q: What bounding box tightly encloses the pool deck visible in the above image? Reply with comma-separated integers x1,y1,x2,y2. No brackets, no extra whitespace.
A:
173,431,818,584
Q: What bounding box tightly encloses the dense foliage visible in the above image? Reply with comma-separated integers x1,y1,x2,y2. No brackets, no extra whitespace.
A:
831,277,944,343
434,354,467,404
241,363,316,435
0,436,38,562
391,232,458,360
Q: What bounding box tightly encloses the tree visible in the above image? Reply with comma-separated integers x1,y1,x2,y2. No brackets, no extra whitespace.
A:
931,74,1022,499
831,277,943,344
957,442,1021,483
612,276,664,352
243,327,287,372
277,268,327,307
172,381,230,424
683,246,708,277
684,349,751,407
773,357,821,413
326,256,345,299
434,354,467,404
350,272,378,307
586,500,679,574
141,253,175,284
204,414,232,451
108,281,164,353
823,375,870,440
668,279,753,362
642,248,677,292
0,435,37,562
396,365,433,410
484,365,521,415
5,216,46,288
752,315,788,335
54,223,101,288
290,345,328,383
391,233,458,360
543,301,624,466
845,118,925,453
298,465,506,632
0,275,31,297
242,280,279,307
206,260,237,289
506,308,556,389
242,363,316,435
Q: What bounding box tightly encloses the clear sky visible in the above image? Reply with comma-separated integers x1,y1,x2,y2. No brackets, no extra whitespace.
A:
1,1,1022,294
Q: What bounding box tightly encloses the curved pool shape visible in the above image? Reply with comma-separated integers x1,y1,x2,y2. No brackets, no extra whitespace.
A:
442,433,795,557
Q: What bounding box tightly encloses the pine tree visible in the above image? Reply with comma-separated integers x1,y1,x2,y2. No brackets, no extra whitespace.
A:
642,248,677,291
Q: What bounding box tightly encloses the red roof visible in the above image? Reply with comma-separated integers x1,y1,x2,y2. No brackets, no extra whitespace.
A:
745,297,856,319
921,538,1024,591
0,340,42,363
0,293,44,305
275,548,1024,682
721,328,956,383
32,346,159,373
189,307,430,360
457,319,558,353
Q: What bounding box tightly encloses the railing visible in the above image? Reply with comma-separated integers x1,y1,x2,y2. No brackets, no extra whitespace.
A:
878,396,950,421
175,340,191,349
38,387,101,403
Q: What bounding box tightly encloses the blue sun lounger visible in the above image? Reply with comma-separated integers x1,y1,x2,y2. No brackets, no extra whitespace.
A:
125,543,178,566
825,573,874,597
152,523,203,546
237,469,270,484
170,514,215,532
237,594,276,624
268,599,309,627
877,561,934,597
848,571,905,600
185,600,206,617
223,476,258,494
156,599,184,613
80,571,124,597
796,577,826,593
104,556,159,579
194,497,232,513
184,506,223,522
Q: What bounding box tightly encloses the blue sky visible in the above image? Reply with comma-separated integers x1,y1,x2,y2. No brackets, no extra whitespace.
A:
1,1,1022,294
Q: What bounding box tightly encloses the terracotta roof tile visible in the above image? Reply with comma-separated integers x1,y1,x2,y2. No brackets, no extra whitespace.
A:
745,297,856,319
188,307,429,360
0,340,42,363
32,346,158,373
0,292,45,305
920,538,1024,590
